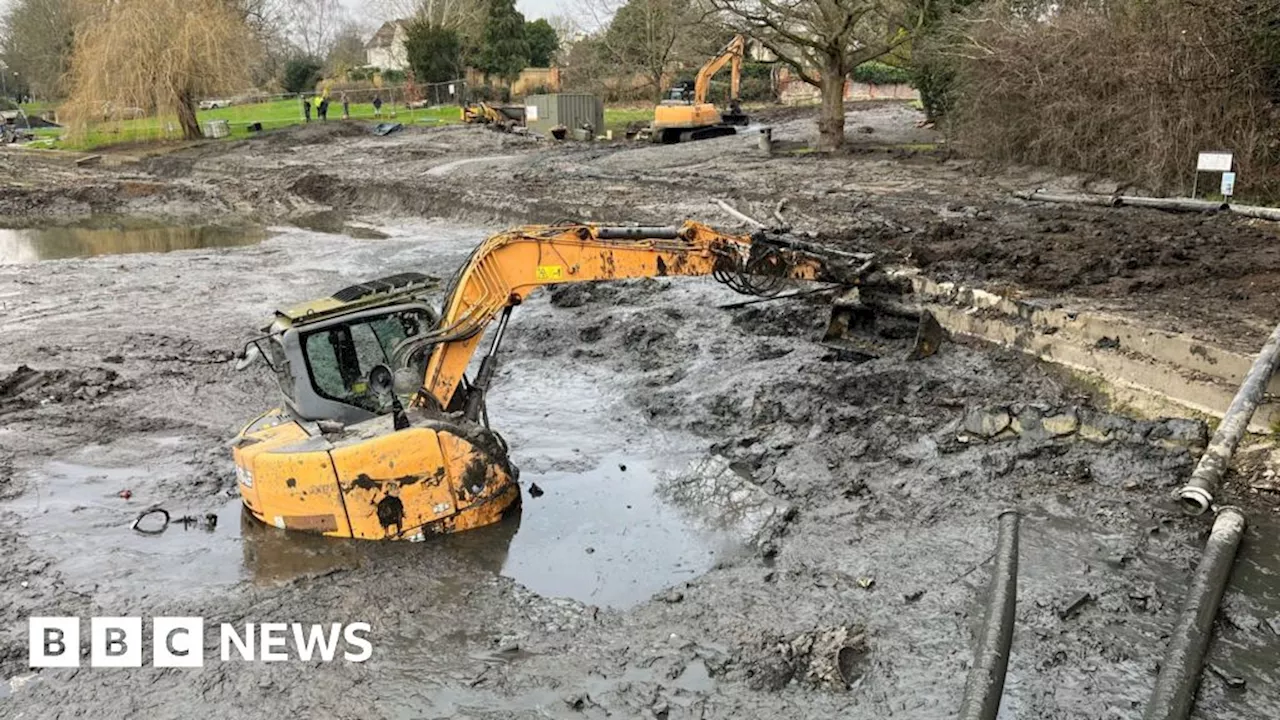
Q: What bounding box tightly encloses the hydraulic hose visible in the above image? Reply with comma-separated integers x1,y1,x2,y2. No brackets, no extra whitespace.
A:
1178,321,1280,515
1142,507,1247,720
959,509,1020,720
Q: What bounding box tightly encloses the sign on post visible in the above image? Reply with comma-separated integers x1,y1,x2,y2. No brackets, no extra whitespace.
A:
1197,151,1234,172
1221,172,1237,197
1193,151,1235,199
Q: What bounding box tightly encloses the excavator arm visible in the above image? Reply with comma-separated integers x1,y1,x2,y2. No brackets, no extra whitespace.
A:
406,220,872,413
694,35,745,105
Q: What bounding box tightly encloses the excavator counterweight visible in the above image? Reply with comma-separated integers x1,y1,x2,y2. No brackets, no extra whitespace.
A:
231,221,940,540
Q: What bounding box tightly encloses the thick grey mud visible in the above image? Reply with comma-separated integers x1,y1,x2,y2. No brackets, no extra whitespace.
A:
0,218,1278,720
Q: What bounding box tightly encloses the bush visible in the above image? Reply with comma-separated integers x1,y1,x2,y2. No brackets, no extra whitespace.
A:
404,22,462,83
282,57,323,95
947,0,1280,197
380,69,406,84
852,61,911,86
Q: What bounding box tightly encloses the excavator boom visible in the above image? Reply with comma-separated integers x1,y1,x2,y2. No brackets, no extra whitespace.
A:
693,35,745,105
410,221,862,412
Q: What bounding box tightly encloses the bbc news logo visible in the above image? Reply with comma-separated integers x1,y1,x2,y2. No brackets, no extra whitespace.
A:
29,617,372,667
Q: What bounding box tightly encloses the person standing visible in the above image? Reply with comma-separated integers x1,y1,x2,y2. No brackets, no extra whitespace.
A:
373,94,383,118
341,92,350,120
302,95,311,123
318,96,330,122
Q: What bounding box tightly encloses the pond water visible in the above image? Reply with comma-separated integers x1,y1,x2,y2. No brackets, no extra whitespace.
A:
0,219,266,263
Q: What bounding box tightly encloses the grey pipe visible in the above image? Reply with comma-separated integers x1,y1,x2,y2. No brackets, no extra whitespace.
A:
959,510,1020,720
1142,507,1247,720
1228,204,1280,222
1012,190,1120,207
1118,196,1229,212
1178,320,1280,515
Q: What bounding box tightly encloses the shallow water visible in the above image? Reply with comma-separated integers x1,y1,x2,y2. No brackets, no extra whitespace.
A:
0,218,265,263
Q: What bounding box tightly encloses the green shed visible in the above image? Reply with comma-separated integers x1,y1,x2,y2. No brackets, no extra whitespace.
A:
524,94,604,139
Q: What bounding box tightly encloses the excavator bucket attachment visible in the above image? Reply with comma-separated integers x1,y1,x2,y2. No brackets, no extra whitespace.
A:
821,289,944,361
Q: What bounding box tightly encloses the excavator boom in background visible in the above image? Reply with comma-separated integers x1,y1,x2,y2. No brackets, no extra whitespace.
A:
649,35,750,143
231,221,941,541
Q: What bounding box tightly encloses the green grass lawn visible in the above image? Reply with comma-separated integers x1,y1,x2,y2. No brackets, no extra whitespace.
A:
22,98,686,152
26,98,465,152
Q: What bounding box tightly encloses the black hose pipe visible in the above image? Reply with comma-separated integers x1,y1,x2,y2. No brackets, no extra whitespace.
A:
959,509,1021,720
1143,507,1247,720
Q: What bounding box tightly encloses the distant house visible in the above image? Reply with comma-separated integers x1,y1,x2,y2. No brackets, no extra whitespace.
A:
366,20,409,71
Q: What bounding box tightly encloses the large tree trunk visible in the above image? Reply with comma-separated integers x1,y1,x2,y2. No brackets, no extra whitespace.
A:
817,55,846,152
176,89,202,140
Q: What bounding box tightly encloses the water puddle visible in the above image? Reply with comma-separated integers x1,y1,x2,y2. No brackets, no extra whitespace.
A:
0,218,265,263
6,358,717,609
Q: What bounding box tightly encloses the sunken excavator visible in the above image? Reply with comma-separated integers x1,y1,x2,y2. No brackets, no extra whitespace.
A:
231,221,943,541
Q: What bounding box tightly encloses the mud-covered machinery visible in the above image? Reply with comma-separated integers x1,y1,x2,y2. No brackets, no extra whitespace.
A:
232,221,941,541
461,102,526,131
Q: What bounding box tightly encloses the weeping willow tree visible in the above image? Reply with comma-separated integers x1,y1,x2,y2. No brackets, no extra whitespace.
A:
63,0,259,140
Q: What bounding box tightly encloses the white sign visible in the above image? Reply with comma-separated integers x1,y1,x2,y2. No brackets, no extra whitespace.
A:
525,105,538,121
448,84,455,95
1197,151,1234,172
1221,172,1237,197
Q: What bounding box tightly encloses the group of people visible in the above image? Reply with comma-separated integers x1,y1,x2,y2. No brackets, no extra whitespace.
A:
302,93,384,123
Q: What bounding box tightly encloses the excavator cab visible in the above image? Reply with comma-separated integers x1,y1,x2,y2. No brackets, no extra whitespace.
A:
666,80,695,103
242,273,441,426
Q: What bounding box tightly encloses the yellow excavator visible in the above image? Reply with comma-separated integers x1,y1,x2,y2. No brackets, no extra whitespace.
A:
649,34,750,144
231,221,941,541
461,101,526,131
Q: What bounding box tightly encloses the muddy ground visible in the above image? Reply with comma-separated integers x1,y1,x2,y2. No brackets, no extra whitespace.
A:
2,103,1278,352
1,104,1279,718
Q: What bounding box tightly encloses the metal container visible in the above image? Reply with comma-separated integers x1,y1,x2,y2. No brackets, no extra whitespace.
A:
524,93,604,140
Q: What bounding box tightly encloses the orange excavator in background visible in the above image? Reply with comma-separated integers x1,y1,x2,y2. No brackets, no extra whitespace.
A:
231,221,942,541
648,35,750,143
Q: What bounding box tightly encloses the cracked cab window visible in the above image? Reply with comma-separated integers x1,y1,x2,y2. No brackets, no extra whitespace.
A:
301,309,432,411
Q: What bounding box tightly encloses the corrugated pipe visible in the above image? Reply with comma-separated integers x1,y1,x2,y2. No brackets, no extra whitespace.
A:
1142,507,1247,720
1178,320,1280,515
958,510,1020,720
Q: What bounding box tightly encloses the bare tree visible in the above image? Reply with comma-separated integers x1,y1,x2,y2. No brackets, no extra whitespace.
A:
587,0,701,102
712,0,930,150
63,0,259,139
287,0,347,57
0,0,85,100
